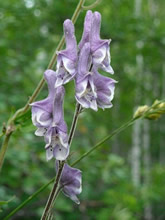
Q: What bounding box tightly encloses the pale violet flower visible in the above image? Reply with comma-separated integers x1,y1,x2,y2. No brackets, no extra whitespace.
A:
75,43,116,111
79,10,114,74
90,11,114,74
31,70,69,161
44,86,69,161
30,69,56,136
56,162,82,204
55,19,77,88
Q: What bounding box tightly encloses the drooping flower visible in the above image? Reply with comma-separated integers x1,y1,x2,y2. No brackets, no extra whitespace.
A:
76,42,97,111
92,67,116,109
56,162,82,204
90,11,114,74
30,69,56,136
31,70,69,161
55,19,77,88
44,86,69,161
75,43,116,111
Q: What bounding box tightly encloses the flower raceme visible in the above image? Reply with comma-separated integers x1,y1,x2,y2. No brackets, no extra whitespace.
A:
30,10,116,204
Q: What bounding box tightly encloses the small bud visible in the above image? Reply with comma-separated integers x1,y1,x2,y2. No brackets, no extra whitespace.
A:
133,105,149,119
145,113,161,120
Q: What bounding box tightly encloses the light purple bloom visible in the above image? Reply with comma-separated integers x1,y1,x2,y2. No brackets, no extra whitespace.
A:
56,163,82,204
30,69,56,136
78,10,93,50
92,67,116,109
76,43,97,111
79,11,114,74
75,43,116,111
44,86,69,161
55,19,77,88
90,12,114,74
31,70,69,161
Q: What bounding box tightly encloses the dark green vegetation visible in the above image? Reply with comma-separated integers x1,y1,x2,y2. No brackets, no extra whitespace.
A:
0,0,165,219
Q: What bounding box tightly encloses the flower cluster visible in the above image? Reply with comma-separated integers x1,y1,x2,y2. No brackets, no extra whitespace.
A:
31,10,116,204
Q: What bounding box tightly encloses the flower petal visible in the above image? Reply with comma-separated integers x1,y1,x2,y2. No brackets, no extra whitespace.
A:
79,10,93,50
55,19,77,87
77,42,91,79
53,144,69,160
46,146,54,161
90,12,114,74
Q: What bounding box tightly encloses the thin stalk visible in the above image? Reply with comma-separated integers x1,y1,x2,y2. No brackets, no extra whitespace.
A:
46,186,62,220
41,161,64,220
0,132,12,172
71,118,135,166
41,103,81,220
82,0,102,10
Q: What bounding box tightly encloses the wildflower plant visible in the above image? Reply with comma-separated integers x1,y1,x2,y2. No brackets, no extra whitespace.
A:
0,0,165,219
30,10,116,217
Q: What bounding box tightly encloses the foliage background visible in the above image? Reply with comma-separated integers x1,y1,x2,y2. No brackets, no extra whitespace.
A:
0,0,165,219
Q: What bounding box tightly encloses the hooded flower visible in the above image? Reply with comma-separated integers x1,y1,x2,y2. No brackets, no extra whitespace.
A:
78,10,93,50
44,86,69,161
30,69,56,136
55,19,77,88
76,42,98,111
92,67,116,109
75,43,116,111
56,162,82,204
90,12,114,74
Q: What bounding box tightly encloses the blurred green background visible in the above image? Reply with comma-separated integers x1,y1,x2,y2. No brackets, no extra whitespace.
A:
0,0,165,219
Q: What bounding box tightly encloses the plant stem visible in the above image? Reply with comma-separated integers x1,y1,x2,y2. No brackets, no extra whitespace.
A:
41,103,81,220
82,0,102,10
0,124,15,171
71,118,135,166
41,161,64,220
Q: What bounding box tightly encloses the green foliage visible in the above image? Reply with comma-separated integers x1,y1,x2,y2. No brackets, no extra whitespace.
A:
0,0,165,219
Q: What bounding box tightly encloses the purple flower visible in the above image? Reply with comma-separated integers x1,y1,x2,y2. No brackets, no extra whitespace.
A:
90,12,114,74
31,70,69,161
44,86,69,161
78,10,93,50
30,69,56,136
55,19,77,88
79,11,114,74
76,43,97,111
92,67,116,109
75,43,116,111
56,163,82,204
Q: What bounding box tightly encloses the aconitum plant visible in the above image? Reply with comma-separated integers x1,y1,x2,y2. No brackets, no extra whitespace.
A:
31,10,116,217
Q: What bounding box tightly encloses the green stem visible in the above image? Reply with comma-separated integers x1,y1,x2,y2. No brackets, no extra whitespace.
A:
41,161,64,220
0,132,12,172
4,117,136,220
71,118,135,166
82,0,102,10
